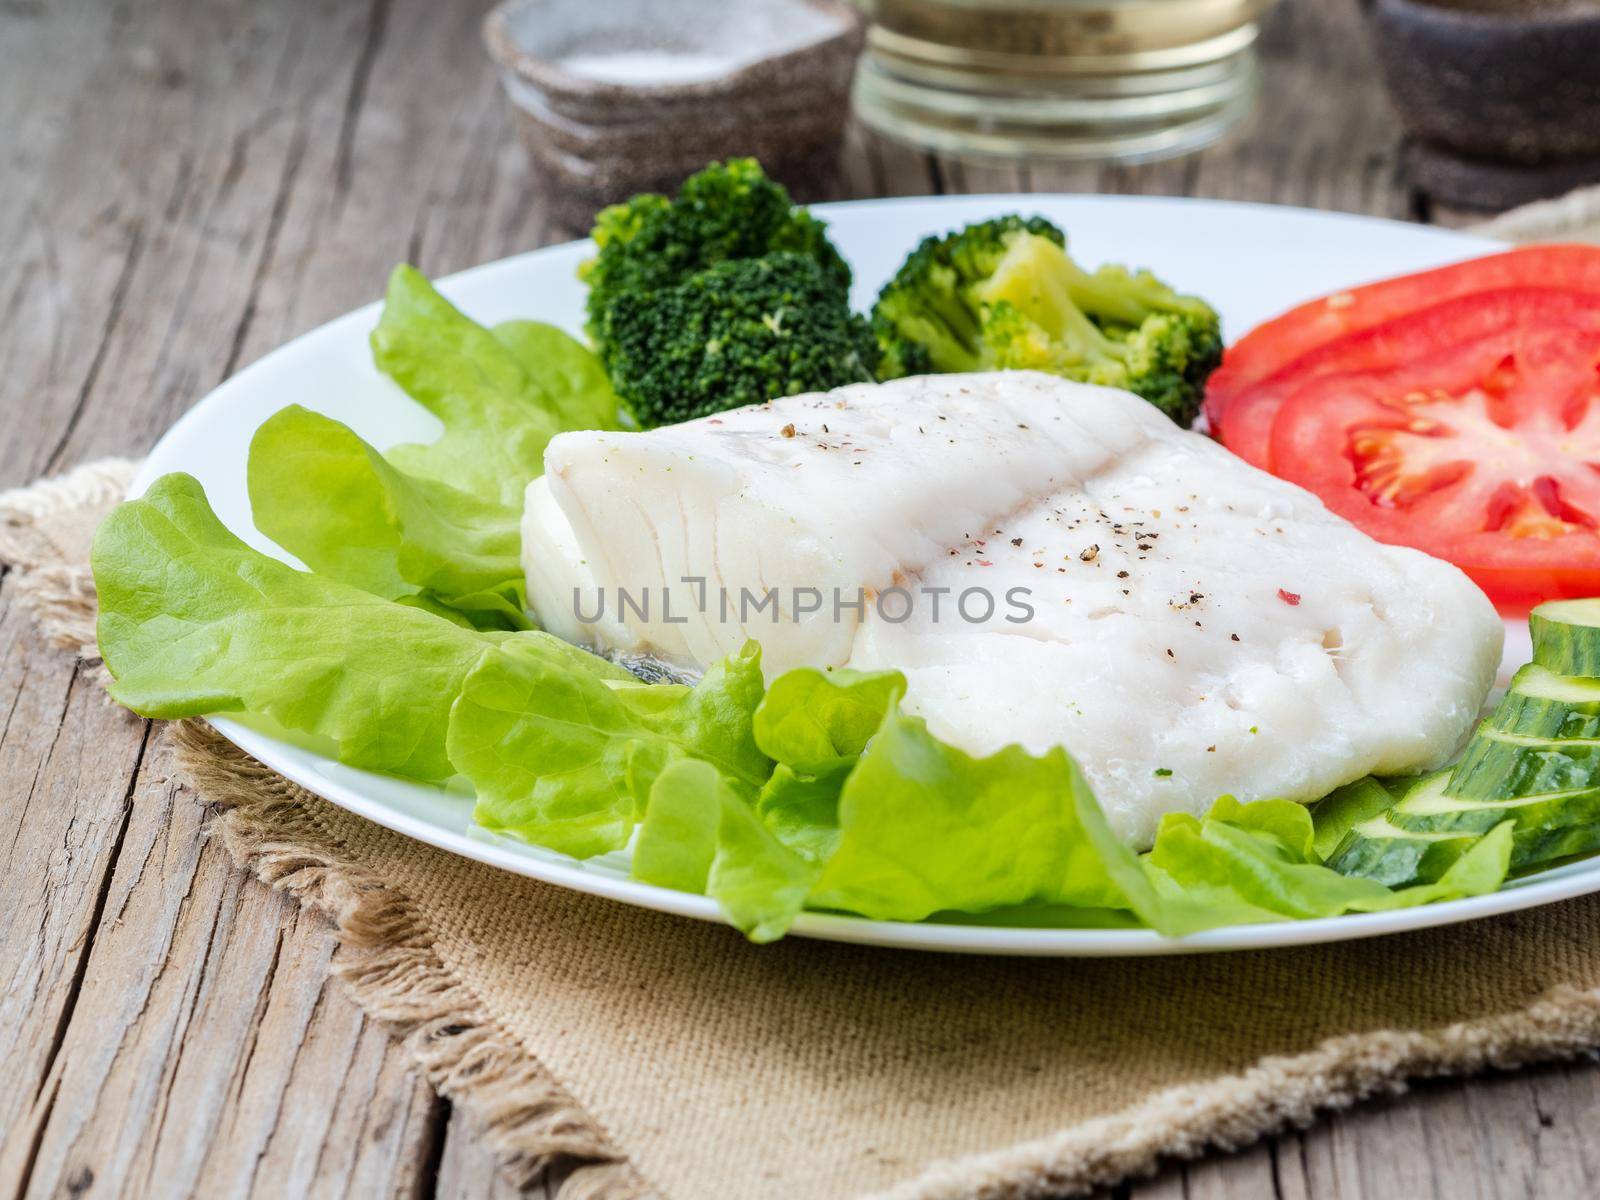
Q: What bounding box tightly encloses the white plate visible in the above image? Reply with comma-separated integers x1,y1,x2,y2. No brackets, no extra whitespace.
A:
134,194,1600,956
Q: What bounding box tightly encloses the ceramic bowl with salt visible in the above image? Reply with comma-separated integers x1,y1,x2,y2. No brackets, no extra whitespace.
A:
484,0,866,232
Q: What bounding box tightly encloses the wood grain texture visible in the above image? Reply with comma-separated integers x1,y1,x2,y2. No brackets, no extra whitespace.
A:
0,0,1596,1197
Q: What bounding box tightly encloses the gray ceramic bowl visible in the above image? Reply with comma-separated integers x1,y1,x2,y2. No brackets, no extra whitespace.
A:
1370,0,1600,207
484,0,866,233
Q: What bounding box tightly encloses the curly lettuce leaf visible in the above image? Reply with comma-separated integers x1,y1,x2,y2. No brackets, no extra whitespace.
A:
448,640,770,858
753,667,907,774
629,670,1169,939
723,680,1508,941
634,759,815,942
371,266,614,506
807,707,1160,927
92,472,530,779
751,667,906,864
247,406,530,631
629,667,906,941
631,758,722,894
247,271,619,630
710,669,1170,938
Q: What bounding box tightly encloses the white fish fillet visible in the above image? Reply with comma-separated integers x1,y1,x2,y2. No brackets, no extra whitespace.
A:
523,372,1503,847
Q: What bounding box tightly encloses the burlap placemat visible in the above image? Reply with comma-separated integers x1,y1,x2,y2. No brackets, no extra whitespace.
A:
6,189,1600,1200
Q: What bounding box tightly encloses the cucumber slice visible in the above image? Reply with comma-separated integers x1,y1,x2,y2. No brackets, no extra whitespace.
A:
1512,822,1600,873
1325,818,1477,887
1326,768,1600,886
1447,728,1600,800
1325,772,1476,886
1530,598,1600,677
1326,818,1479,888
1494,663,1600,741
1328,610,1600,889
1390,783,1600,836
1310,776,1402,861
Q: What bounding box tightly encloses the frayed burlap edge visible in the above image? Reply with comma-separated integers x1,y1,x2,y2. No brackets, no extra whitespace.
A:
874,988,1600,1200
1471,183,1600,244
172,718,657,1200
0,458,132,668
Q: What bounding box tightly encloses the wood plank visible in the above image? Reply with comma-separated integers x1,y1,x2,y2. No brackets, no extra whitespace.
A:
434,1107,550,1200
1020,161,1113,197
836,120,882,204
1120,1058,1600,1200
0,0,467,1196
932,157,1030,197
32,0,384,471
226,0,539,363
14,725,437,1199
852,128,940,198
1130,1140,1283,1200
0,0,154,490
0,590,150,1195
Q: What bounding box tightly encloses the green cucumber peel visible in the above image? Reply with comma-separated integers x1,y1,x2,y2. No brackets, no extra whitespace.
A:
1530,599,1600,678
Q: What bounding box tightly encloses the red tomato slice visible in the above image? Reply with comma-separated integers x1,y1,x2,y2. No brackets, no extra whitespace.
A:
1205,244,1600,430
1217,289,1600,469
1268,323,1600,609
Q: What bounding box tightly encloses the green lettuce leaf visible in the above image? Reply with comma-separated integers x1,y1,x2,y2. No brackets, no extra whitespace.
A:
631,758,722,894
92,472,533,779
751,667,906,864
491,319,624,432
634,759,815,942
630,667,907,941
752,667,907,774
637,670,1176,941
246,272,620,631
247,406,530,630
1145,796,1513,925
806,707,1155,925
448,640,770,858
370,265,607,506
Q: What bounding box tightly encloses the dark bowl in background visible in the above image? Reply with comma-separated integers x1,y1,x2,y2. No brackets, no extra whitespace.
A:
1368,0,1600,208
484,0,865,235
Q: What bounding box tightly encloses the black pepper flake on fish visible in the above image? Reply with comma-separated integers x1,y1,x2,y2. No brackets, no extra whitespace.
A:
522,372,1504,850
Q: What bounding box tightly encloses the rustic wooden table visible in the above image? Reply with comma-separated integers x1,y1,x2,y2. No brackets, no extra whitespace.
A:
2,0,1597,1197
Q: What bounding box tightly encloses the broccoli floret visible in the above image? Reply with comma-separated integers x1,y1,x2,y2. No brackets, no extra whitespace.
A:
582,159,850,364
982,302,1224,427
871,313,933,380
872,216,1065,375
603,254,880,427
979,302,1122,386
872,216,1223,425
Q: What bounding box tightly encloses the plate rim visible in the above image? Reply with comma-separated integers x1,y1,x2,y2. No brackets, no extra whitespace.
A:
138,191,1599,957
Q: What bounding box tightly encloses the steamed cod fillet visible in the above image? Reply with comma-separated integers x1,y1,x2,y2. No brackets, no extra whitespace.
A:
525,372,1147,671
523,373,1503,847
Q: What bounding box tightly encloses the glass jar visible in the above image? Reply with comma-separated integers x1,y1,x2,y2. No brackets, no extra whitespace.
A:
852,0,1274,163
